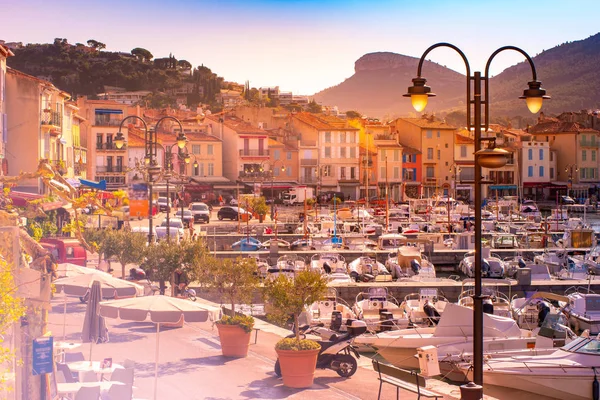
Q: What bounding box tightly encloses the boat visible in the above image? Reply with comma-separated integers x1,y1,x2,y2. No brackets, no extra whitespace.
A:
309,253,352,284
457,279,513,319
352,287,409,332
385,246,436,280
458,249,506,278
457,335,600,400
377,233,408,250
510,292,568,330
401,288,449,327
534,249,569,275
247,255,270,279
347,255,391,282
306,288,356,329
266,254,307,280
353,303,535,370
563,286,600,334
342,235,378,251
231,237,262,251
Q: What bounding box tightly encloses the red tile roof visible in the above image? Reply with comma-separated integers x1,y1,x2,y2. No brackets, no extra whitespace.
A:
402,146,421,155
293,112,358,131
455,133,474,144
528,121,599,134
396,117,457,130
206,115,268,135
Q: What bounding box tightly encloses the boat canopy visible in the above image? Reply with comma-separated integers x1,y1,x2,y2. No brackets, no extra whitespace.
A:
432,304,522,338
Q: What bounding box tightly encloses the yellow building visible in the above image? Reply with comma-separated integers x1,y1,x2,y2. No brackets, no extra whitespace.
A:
0,44,13,166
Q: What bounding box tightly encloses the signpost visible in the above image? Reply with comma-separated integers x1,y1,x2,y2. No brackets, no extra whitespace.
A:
32,336,53,376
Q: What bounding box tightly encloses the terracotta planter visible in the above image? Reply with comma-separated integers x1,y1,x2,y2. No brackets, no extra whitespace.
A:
216,323,251,357
275,348,320,388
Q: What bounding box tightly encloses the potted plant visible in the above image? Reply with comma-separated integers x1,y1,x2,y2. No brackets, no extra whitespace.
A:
263,270,329,388
251,196,269,223
204,256,260,357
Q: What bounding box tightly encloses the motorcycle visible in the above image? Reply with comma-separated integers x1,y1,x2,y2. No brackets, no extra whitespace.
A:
274,319,367,378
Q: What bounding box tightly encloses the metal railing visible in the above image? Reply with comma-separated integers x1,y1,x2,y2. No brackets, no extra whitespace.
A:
94,118,123,127
239,149,270,157
41,110,62,127
96,142,127,150
96,166,124,173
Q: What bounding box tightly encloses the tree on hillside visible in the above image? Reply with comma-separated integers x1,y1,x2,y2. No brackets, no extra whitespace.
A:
177,60,192,70
141,92,177,109
131,47,153,62
307,99,322,114
87,39,106,51
346,110,362,119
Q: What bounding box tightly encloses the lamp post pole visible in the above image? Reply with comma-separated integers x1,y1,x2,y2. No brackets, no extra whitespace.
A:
405,43,549,394
565,164,578,199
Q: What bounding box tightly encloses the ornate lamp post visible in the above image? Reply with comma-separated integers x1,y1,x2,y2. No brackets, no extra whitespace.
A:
565,164,578,198
404,43,549,395
115,116,187,243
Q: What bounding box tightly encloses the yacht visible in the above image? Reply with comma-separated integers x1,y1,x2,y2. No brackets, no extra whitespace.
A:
309,253,352,284
458,250,506,278
401,288,449,327
385,246,436,280
377,233,407,250
458,335,600,400
352,287,408,332
457,279,513,319
510,291,568,330
347,255,391,282
266,254,306,280
563,287,600,334
306,288,356,329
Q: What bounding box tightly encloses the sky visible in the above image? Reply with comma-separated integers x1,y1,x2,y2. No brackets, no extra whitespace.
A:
1,0,599,95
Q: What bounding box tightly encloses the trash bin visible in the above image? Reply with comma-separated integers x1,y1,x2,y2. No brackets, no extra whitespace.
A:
516,268,531,286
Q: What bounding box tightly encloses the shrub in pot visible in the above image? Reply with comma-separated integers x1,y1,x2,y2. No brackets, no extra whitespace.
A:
203,256,260,357
263,269,329,388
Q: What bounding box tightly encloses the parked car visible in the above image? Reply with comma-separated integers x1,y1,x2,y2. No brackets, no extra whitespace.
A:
229,198,238,206
189,202,211,224
217,206,252,221
173,210,194,227
561,195,576,205
157,197,172,212
155,217,185,240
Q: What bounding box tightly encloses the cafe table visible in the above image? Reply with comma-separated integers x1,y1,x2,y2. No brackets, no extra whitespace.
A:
66,361,123,380
57,381,124,399
53,341,82,363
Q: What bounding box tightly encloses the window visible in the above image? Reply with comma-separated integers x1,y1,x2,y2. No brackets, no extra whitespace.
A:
287,152,292,160
528,149,533,160
550,167,554,179
380,166,386,179
550,152,554,162
426,166,434,178
349,147,356,158
350,167,356,179
274,167,280,177
539,149,544,160
437,131,440,138
437,149,441,160
582,150,587,161
207,163,214,176
348,132,356,143
426,130,432,139
581,168,586,179
198,163,204,176
323,165,332,177
340,132,346,143
192,144,201,154
340,167,346,179
274,149,281,160
427,148,433,159
528,166,533,177
324,132,331,143
460,146,467,158
340,147,346,158
539,166,544,177
207,145,213,155
394,166,399,179
324,147,331,157
594,151,597,162
394,149,399,162
286,166,292,177
380,149,386,161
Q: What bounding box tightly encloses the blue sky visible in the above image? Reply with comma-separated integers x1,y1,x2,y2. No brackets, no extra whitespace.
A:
1,0,598,94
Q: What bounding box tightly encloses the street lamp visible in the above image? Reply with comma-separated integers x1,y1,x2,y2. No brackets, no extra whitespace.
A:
565,164,578,198
405,42,549,394
449,164,462,201
267,160,286,217
162,143,188,241
115,116,187,244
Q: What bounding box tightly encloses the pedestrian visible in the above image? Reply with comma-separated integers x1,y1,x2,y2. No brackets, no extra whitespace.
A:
218,195,224,206
188,223,194,238
173,267,188,297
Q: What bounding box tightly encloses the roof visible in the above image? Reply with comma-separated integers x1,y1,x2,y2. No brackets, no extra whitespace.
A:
455,133,474,144
293,112,358,131
402,146,421,155
0,44,14,58
7,67,56,87
206,115,268,135
528,120,599,134
268,138,284,148
395,117,457,130
502,128,527,137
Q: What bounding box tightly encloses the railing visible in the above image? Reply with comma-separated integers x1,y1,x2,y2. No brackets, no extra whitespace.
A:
374,134,395,141
300,140,317,147
299,176,318,184
239,149,270,157
96,142,126,150
580,140,599,147
94,118,123,127
96,166,124,173
300,159,318,166
238,171,272,179
41,110,62,127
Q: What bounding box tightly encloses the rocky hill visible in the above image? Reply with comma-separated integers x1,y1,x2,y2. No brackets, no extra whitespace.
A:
314,33,600,120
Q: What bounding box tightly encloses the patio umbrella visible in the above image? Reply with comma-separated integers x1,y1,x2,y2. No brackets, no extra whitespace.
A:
98,296,221,400
54,274,142,339
56,263,113,278
81,281,109,363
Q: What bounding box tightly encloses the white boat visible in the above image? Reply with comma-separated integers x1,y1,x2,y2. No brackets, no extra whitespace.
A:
534,249,569,275
458,335,600,400
510,292,568,330
401,288,449,327
563,287,600,334
309,253,353,284
306,288,356,330
347,255,391,282
377,233,407,250
458,250,506,278
266,254,307,280
457,279,513,319
385,246,436,280
352,287,408,332
353,303,535,369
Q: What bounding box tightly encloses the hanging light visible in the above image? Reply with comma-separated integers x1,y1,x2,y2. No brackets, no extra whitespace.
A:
193,160,198,168
184,154,191,164
176,132,187,149
403,77,436,112
519,80,550,114
144,155,151,165
114,131,125,149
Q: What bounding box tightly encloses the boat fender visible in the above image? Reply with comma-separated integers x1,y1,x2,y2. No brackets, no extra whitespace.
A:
593,367,599,400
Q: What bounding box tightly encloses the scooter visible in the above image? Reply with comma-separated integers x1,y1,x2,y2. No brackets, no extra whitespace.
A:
274,319,367,378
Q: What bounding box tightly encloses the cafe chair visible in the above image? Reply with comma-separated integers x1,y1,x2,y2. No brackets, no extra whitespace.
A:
65,352,85,363
74,386,100,400
101,383,132,400
56,362,78,383
110,368,134,386
79,370,98,383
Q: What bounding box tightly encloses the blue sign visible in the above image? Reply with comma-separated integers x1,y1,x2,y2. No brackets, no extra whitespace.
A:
32,336,53,375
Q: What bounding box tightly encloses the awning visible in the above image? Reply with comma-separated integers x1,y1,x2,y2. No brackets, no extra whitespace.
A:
489,185,517,190
94,109,123,114
263,182,298,189
65,178,81,188
9,191,65,211
523,182,545,188
80,179,107,190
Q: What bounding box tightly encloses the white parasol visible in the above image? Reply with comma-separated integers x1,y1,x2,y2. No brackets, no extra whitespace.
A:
98,296,220,400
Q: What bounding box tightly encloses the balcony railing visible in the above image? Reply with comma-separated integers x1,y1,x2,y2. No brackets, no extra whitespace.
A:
41,110,62,128
299,176,318,184
238,171,272,180
300,140,317,147
374,134,395,141
580,140,600,147
94,117,123,127
300,159,318,166
96,166,124,173
96,142,127,150
239,149,270,157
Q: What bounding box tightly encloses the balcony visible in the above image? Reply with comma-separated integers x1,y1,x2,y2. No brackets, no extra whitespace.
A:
96,166,124,173
299,176,318,184
424,177,439,186
96,142,127,151
94,117,123,127
580,140,600,148
300,140,317,147
41,110,62,129
373,134,397,145
238,170,272,180
300,159,318,166
239,149,270,157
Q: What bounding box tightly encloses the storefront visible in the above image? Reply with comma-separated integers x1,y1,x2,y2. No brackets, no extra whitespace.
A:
488,184,518,199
